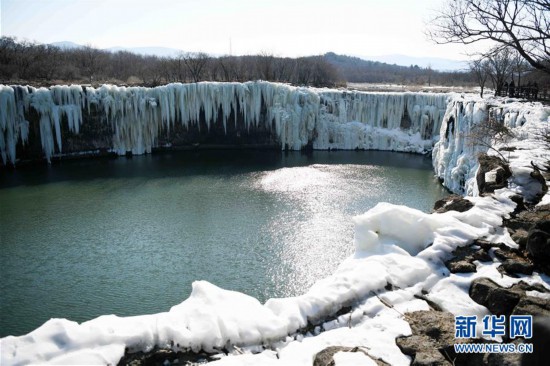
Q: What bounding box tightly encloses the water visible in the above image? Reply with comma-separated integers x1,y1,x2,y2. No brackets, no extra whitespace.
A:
0,150,448,337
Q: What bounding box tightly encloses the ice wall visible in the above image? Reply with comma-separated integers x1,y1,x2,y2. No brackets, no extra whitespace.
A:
432,97,489,195
0,82,448,165
0,86,29,165
315,91,447,152
432,95,550,196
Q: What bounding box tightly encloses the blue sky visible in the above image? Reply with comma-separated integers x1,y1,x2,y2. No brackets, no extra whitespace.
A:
1,0,476,59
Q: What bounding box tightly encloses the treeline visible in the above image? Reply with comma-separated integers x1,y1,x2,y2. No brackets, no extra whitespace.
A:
0,37,341,87
0,37,475,88
324,52,473,86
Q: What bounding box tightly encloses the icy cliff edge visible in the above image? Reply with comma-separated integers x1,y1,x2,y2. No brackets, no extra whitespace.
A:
0,82,448,164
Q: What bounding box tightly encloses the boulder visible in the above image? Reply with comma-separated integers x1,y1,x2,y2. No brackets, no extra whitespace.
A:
476,154,512,195
501,259,534,275
433,195,474,213
469,278,521,317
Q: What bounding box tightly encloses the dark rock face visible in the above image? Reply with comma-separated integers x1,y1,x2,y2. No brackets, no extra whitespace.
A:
469,278,550,318
476,154,512,195
504,205,550,275
521,317,550,366
526,221,550,262
433,195,474,213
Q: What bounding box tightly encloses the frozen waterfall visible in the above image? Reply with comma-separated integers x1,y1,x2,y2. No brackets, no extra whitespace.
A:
0,82,449,165
432,95,550,196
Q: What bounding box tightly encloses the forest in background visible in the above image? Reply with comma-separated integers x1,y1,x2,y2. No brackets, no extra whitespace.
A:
0,37,475,88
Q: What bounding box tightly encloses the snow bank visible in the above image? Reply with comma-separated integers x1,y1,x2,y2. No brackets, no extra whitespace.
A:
433,95,550,197
0,82,448,164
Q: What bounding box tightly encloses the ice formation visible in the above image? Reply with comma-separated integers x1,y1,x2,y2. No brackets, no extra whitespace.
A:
0,82,449,164
432,96,550,196
0,86,29,165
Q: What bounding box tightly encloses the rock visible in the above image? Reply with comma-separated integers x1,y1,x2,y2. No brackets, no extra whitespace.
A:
396,311,455,365
526,221,550,259
510,229,529,248
521,317,550,366
433,195,474,213
492,246,535,275
469,278,521,317
444,245,491,273
512,296,550,317
410,347,449,366
501,259,534,275
505,218,532,232
476,154,512,195
505,205,550,234
509,194,526,213
447,260,477,273
313,346,389,366
396,311,484,366
118,348,214,366
470,278,550,319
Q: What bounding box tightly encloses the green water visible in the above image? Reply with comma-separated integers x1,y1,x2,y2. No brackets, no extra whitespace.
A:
0,150,448,337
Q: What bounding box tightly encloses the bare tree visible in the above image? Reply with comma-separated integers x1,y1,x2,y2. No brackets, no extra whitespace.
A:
255,52,275,80
76,45,107,83
470,57,491,97
182,52,209,83
428,0,550,73
487,46,515,95
511,49,531,87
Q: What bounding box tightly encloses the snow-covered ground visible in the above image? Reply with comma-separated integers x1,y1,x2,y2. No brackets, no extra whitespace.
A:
1,86,549,365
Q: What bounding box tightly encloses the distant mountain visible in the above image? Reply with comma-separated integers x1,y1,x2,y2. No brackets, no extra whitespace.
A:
49,42,183,57
106,46,183,58
323,52,471,85
364,54,468,72
49,41,83,50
